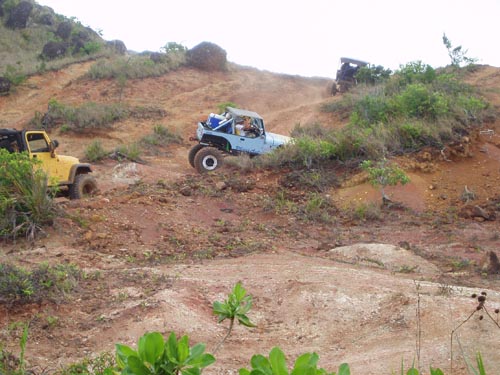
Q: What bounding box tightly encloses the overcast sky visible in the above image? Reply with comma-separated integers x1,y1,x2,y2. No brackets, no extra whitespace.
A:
37,0,500,77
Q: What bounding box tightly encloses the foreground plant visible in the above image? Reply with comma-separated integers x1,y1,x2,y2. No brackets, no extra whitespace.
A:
0,149,56,240
239,347,349,375
115,331,215,375
212,282,255,353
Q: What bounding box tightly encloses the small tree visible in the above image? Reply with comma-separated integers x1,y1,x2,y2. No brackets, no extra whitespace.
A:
161,42,187,54
360,158,410,204
442,33,477,67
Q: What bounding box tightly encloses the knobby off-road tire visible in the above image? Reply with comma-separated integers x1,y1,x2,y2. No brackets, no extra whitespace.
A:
194,146,223,173
69,174,98,199
188,144,205,168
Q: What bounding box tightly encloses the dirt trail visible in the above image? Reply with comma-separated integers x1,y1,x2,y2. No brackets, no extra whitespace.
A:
1,62,500,375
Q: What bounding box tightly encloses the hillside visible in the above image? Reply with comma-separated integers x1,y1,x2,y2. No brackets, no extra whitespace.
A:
1,47,500,375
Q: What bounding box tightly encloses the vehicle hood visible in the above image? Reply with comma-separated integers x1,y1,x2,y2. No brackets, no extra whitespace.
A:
266,132,292,146
56,154,81,164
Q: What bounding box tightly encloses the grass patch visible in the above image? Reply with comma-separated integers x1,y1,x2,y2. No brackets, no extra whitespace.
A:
85,52,186,80
0,262,81,305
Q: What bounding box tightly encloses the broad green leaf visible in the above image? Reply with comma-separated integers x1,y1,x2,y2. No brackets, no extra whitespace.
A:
127,355,152,375
138,332,164,365
187,343,205,362
213,301,228,315
251,354,271,371
234,282,246,300
177,335,190,363
406,368,419,375
238,298,253,314
237,314,256,328
240,369,251,375
115,344,138,369
337,363,350,375
294,353,313,368
166,332,179,364
269,347,289,375
181,367,201,375
429,368,444,375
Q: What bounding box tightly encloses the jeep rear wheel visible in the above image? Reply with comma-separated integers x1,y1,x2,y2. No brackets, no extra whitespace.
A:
69,174,98,199
188,144,205,168
194,147,223,173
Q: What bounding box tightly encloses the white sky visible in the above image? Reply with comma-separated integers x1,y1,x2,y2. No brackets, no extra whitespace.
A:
37,0,500,78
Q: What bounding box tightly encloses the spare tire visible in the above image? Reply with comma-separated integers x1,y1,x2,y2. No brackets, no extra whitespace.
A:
194,147,223,173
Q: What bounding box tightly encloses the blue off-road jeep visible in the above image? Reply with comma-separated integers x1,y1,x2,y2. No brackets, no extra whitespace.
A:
188,107,291,173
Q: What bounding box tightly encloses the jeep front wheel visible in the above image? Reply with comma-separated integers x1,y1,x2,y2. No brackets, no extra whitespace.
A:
188,144,205,168
69,174,98,199
194,147,223,173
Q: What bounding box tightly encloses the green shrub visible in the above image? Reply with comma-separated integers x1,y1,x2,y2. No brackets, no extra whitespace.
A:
114,331,215,375
115,143,141,161
140,124,183,149
42,99,128,132
240,347,350,375
0,150,56,240
85,140,108,162
355,64,392,85
0,262,81,305
4,64,26,86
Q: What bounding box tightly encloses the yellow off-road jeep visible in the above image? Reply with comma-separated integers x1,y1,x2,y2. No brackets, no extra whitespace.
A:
0,129,98,199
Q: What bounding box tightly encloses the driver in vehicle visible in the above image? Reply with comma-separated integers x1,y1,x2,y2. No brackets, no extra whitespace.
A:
235,116,253,136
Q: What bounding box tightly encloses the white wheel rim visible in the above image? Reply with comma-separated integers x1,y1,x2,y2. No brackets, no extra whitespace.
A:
202,155,218,170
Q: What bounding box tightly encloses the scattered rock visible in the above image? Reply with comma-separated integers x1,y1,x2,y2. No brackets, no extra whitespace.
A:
36,12,54,26
186,42,227,71
106,40,127,55
459,205,495,221
56,21,72,40
480,251,500,274
150,52,166,64
41,41,69,60
0,77,11,94
5,1,33,29
179,185,192,196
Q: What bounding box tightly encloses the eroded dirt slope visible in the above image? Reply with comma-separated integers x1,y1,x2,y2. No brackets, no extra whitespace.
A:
1,62,500,375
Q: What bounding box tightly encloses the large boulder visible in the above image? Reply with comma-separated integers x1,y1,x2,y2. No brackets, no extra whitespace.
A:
106,40,127,55
0,77,11,94
186,42,227,71
37,12,54,26
41,41,68,60
5,1,33,29
56,21,72,40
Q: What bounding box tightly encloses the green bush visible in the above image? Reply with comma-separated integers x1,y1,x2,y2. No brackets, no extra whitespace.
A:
85,140,108,162
0,262,81,305
115,143,142,161
114,331,215,375
140,124,183,148
0,150,56,240
41,99,128,132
